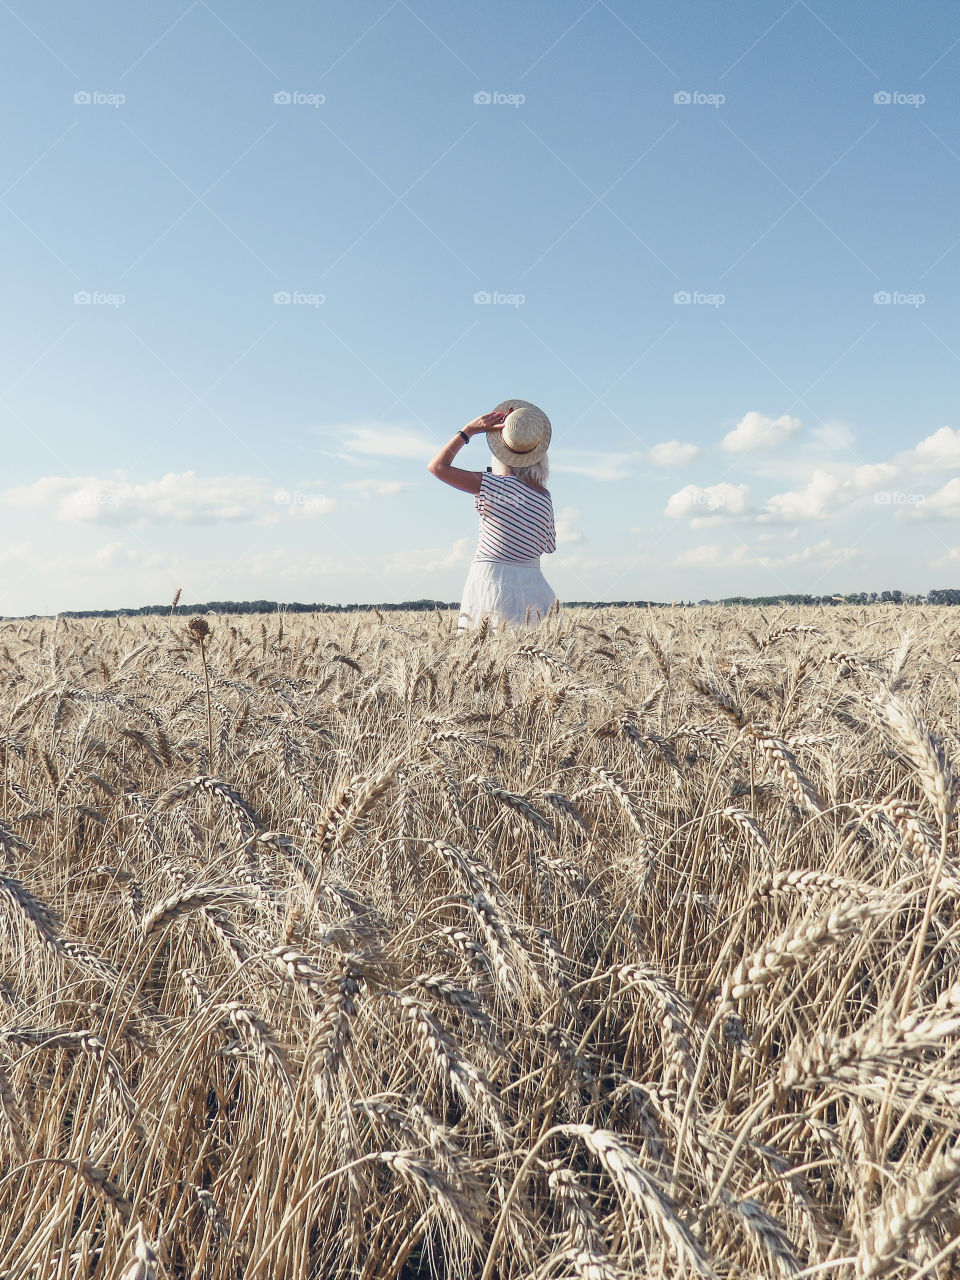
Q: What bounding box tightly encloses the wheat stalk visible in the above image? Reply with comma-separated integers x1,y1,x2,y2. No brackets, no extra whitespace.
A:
2,604,960,1278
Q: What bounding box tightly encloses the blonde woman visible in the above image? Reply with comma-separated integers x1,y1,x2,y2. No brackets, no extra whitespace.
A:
427,399,557,630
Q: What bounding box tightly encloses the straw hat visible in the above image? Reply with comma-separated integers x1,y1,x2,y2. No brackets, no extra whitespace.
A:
488,399,552,468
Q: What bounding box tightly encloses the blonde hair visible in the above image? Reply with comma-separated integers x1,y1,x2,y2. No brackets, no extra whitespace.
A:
506,456,549,488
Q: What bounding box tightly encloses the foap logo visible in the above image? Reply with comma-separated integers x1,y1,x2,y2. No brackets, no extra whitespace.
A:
473,290,525,308
274,489,329,507
273,90,325,107
74,290,125,307
674,90,725,107
274,290,325,307
487,487,525,510
74,90,125,108
674,290,725,308
874,90,925,107
672,490,728,511
73,489,126,509
873,290,925,308
874,490,926,507
473,90,525,107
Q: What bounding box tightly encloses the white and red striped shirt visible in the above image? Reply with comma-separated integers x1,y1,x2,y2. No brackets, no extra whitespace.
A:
474,472,556,562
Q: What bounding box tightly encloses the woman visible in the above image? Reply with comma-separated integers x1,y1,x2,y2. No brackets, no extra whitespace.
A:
427,399,558,630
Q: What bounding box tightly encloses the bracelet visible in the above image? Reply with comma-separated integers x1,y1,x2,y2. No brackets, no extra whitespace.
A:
458,429,470,445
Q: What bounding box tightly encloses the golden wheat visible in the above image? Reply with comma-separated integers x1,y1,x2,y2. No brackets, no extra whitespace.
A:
0,603,958,1277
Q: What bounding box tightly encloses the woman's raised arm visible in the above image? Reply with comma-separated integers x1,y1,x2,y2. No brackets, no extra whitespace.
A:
426,410,506,494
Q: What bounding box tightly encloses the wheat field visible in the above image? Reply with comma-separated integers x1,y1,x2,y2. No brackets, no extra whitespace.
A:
2,603,960,1279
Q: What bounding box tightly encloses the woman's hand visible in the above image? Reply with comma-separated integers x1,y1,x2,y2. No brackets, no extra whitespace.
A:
464,409,508,438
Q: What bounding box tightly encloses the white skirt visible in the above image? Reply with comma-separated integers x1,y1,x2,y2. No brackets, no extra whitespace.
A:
458,557,557,630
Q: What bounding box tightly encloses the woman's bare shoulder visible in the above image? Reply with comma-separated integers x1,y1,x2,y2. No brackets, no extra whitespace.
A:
506,474,549,495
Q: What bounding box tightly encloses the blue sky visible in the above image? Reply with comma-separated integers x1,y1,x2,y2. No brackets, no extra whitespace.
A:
3,0,960,612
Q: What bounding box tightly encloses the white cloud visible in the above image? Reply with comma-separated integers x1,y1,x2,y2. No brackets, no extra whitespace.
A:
551,449,643,482
94,541,141,567
3,471,337,526
672,543,745,569
330,425,437,460
0,541,31,566
899,426,960,472
673,538,858,570
285,494,338,520
811,421,857,451
721,411,802,453
666,464,889,527
853,462,898,490
665,482,752,520
555,506,583,545
763,469,844,521
341,478,415,496
383,537,473,575
786,540,861,565
649,440,701,466
247,549,355,579
910,476,960,520
553,547,646,572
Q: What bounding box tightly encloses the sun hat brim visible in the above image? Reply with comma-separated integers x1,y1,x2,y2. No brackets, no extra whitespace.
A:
488,399,552,467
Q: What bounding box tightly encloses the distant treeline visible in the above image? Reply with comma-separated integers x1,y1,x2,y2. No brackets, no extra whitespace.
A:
18,597,669,620
55,599,463,619
6,588,960,621
706,590,960,606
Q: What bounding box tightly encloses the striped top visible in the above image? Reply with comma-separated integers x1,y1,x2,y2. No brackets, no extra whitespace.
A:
474,472,556,562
